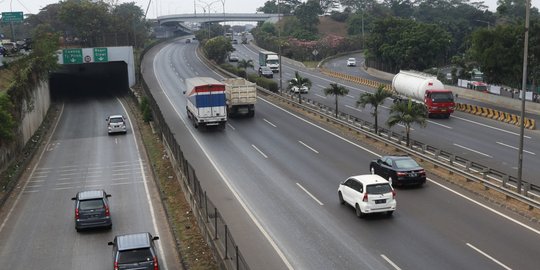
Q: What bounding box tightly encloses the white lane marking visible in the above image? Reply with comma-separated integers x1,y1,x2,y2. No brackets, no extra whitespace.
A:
315,94,327,99
345,105,362,112
347,94,355,99
227,123,236,130
31,175,48,178
159,46,294,270
427,120,452,129
298,141,319,154
252,144,268,158
29,180,45,183
26,185,42,188
259,97,380,158
263,118,277,127
317,84,326,88
496,141,536,155
398,124,414,131
453,143,493,158
428,178,540,235
466,243,512,270
0,103,64,233
115,138,118,144
296,183,324,205
118,98,169,270
380,254,401,270
452,115,531,139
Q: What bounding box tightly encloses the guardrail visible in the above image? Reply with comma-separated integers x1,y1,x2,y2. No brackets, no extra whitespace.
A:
320,68,537,130
203,60,540,213
139,67,250,270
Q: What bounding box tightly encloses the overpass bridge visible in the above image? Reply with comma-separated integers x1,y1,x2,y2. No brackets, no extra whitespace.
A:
157,13,281,26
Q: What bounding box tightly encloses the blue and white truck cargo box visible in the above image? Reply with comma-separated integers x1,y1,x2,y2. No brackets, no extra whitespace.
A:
185,77,227,129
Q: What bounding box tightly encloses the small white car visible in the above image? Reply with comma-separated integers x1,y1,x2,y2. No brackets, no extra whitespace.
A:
347,58,356,67
290,85,309,94
106,115,127,134
337,174,396,217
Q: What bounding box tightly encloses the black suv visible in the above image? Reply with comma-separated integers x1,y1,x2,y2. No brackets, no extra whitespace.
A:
108,232,160,270
369,155,426,187
72,190,112,231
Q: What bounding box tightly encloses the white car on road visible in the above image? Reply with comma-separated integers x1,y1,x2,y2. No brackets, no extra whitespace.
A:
106,115,127,134
338,174,396,217
347,57,356,67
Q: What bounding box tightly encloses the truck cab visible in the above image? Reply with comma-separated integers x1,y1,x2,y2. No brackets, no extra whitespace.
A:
424,90,455,118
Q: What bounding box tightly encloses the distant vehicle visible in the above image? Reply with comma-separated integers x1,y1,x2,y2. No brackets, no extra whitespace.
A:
370,155,426,187
106,115,127,134
184,77,227,129
71,190,112,231
347,58,356,67
258,66,273,78
108,232,160,270
1,42,18,55
392,70,455,118
289,78,309,94
259,51,280,73
185,38,191,44
223,78,257,117
338,174,396,218
228,53,239,62
467,81,488,92
232,39,238,44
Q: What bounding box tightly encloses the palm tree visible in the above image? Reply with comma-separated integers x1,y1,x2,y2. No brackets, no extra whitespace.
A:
288,71,311,104
237,59,254,78
387,99,428,147
356,84,393,134
323,83,349,118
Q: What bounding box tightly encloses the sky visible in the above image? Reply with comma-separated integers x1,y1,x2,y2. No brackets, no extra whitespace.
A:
0,0,536,19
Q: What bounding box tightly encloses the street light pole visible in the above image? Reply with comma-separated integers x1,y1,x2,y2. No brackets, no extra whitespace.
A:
278,0,283,94
517,0,531,193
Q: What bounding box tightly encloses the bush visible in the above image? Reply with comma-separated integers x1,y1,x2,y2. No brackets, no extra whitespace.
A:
140,97,153,122
237,69,246,78
330,11,349,22
246,73,259,83
255,77,278,92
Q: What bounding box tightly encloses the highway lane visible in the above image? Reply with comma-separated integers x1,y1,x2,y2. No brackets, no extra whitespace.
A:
145,37,540,269
0,97,180,269
233,42,540,186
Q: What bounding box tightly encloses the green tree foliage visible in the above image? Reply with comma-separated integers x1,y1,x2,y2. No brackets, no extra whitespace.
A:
366,17,451,71
111,2,148,48
237,59,254,78
203,36,234,64
356,85,393,134
59,0,112,46
323,83,349,117
293,0,324,37
0,93,16,145
195,24,226,44
468,24,522,86
320,0,340,14
288,71,311,104
257,0,301,14
387,99,427,147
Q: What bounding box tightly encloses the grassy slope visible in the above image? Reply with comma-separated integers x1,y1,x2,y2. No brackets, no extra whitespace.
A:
317,16,347,37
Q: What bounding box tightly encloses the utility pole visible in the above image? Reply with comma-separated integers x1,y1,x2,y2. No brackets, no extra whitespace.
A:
517,0,530,193
278,0,283,94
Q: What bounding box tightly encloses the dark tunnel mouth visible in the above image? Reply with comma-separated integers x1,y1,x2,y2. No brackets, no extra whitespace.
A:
49,61,129,100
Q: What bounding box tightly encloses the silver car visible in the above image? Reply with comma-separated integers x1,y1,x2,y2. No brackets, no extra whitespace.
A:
72,190,112,231
107,115,127,134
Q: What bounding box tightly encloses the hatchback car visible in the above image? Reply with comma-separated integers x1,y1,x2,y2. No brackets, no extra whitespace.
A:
228,53,239,62
72,190,112,231
338,174,396,217
258,66,274,78
185,38,191,44
108,232,160,270
369,155,426,186
347,57,356,67
107,115,127,134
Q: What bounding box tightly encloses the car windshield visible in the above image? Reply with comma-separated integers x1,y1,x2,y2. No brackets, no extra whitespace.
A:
79,199,104,210
110,117,123,123
267,60,279,64
366,183,392,194
118,248,153,264
431,92,454,102
348,58,355,61
394,158,419,169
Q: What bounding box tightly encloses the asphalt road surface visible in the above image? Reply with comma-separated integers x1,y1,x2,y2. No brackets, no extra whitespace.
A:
0,97,180,269
141,37,540,270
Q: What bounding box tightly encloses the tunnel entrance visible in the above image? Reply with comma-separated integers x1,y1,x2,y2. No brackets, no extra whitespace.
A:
50,61,129,99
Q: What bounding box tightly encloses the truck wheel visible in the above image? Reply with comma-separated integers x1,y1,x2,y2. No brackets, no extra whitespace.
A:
248,110,255,117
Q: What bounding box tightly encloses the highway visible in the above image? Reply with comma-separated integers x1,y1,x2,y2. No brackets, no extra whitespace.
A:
231,41,540,187
0,97,180,269
142,37,540,269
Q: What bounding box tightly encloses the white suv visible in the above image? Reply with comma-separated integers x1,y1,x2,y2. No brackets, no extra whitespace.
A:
337,174,396,217
346,58,356,67
106,115,127,134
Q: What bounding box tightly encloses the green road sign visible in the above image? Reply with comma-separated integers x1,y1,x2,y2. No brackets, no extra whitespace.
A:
93,48,108,62
63,49,83,64
1,12,23,22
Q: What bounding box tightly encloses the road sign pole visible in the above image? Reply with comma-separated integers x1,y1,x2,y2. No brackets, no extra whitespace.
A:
10,22,15,41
